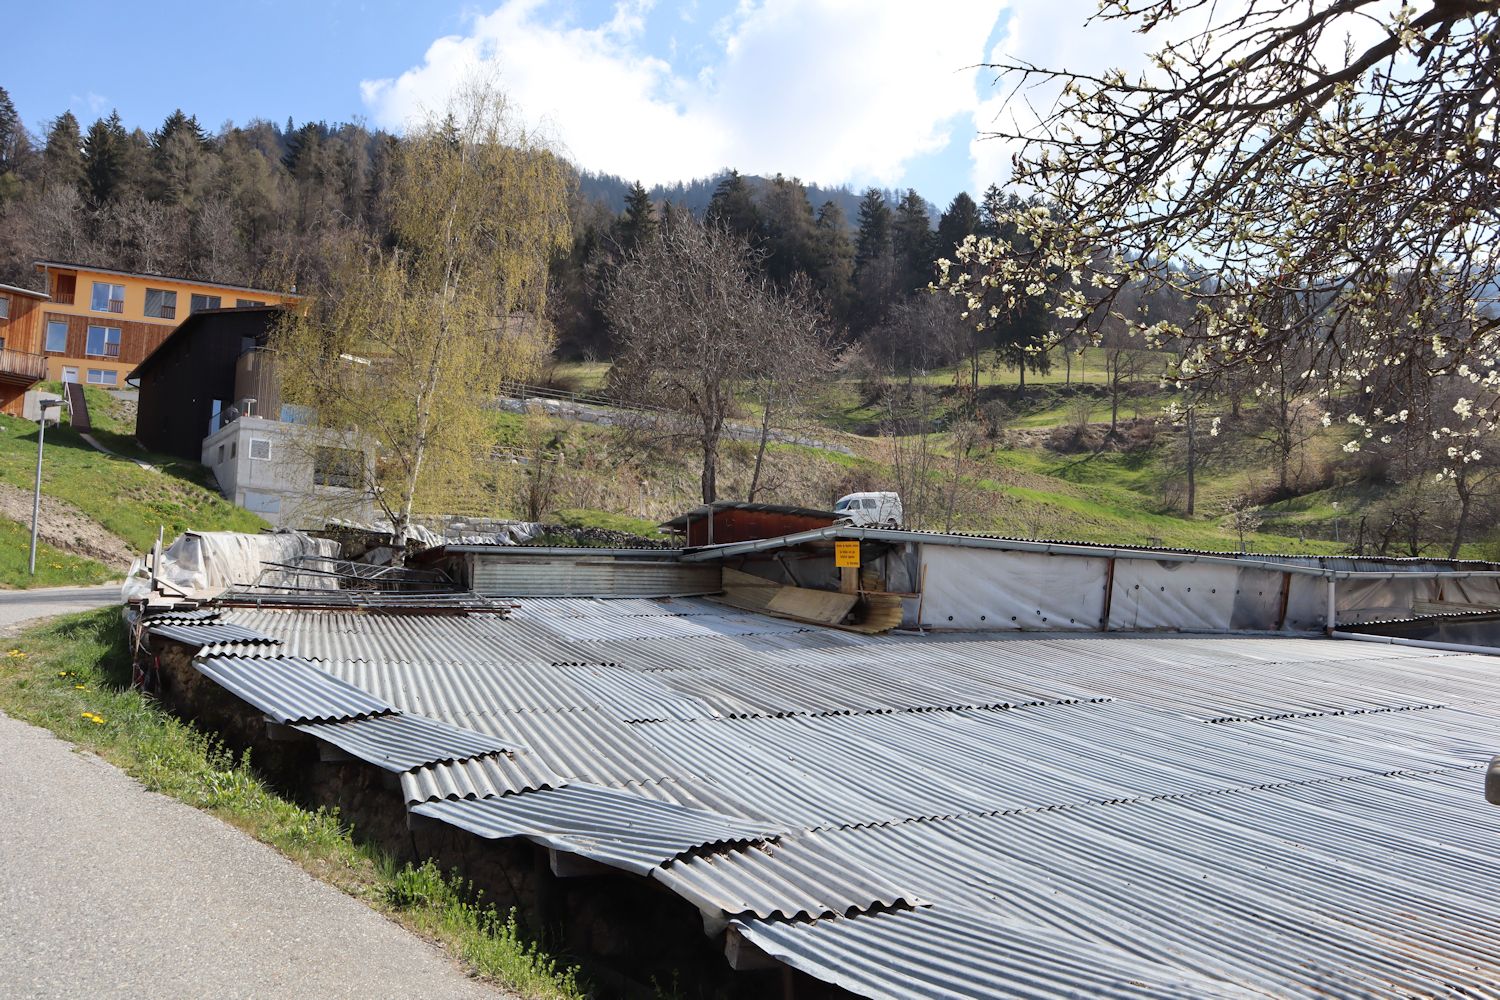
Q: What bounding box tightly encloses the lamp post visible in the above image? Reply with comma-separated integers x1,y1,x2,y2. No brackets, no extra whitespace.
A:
29,398,63,575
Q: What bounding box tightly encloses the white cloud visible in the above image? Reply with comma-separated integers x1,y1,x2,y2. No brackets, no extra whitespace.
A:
361,0,1003,189
968,0,1408,193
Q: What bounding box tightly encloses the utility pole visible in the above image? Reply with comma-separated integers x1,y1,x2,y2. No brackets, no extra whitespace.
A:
29,399,63,575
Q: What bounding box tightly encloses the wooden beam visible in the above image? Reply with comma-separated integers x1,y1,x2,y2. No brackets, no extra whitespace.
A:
1100,557,1116,631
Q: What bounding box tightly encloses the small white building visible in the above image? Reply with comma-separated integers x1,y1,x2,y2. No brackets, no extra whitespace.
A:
201,415,379,529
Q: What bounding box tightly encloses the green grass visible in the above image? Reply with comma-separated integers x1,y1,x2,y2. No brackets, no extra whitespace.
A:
551,507,665,539
0,414,268,553
911,346,1174,389
0,610,585,1000
549,362,610,392
0,517,116,588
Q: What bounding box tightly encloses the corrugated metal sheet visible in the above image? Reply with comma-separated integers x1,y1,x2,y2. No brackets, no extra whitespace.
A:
400,751,567,803
289,713,520,772
193,594,1500,998
655,832,921,920
471,554,721,598
150,622,280,646
143,608,221,624
412,784,782,875
731,904,1268,1000
193,655,394,724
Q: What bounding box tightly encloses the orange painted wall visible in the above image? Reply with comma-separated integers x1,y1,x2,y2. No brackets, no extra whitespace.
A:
34,264,298,384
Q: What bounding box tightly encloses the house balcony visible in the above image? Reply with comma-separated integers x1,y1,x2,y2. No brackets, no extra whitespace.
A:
0,348,48,388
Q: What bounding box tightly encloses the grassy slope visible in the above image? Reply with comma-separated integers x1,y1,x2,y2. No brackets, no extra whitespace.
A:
0,610,584,999
483,359,1477,556
0,517,116,587
0,411,268,556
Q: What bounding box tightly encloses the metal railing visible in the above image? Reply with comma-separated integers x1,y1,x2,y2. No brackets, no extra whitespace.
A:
498,378,666,413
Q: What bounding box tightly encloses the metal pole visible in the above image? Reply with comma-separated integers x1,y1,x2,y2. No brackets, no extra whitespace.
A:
1325,577,1336,633
28,407,47,575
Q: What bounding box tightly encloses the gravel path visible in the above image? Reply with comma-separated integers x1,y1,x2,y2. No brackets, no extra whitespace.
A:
0,711,512,999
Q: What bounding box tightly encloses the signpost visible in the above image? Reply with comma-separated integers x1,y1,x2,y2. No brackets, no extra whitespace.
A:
835,540,860,594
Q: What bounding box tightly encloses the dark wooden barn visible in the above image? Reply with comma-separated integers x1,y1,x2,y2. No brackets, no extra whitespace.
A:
128,306,284,461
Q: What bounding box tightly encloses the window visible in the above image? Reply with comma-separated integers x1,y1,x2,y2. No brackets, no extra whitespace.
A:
230,442,237,460
61,367,78,383
249,438,271,460
236,299,265,308
217,444,225,464
279,404,313,424
86,369,118,386
91,282,125,313
144,288,177,319
862,498,878,509
190,293,221,313
242,491,281,515
314,447,362,489
85,325,121,357
0,336,6,350
44,319,68,353
0,294,10,319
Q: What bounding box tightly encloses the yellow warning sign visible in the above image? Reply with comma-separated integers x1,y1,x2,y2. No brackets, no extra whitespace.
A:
834,540,861,568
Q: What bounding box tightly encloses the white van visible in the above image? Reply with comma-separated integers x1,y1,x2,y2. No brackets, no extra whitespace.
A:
833,491,904,528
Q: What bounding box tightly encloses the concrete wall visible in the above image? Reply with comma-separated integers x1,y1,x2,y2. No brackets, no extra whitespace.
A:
201,416,378,529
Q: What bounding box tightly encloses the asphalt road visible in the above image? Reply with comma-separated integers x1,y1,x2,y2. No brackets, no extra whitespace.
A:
0,584,123,633
0,711,512,999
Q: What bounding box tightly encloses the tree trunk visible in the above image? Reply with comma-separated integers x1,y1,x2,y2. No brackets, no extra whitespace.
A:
1449,477,1472,560
1185,407,1196,516
701,431,719,503
749,395,775,501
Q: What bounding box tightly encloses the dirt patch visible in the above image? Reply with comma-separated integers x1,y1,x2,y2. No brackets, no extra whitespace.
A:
0,482,138,568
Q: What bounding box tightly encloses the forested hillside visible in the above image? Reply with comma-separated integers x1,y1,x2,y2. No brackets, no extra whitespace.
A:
2,81,1494,561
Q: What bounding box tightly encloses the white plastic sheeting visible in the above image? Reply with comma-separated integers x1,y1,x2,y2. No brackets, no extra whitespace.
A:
917,545,1500,632
123,530,340,601
920,548,1108,630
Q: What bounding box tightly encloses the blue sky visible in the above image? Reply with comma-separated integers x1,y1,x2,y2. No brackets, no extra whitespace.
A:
6,1,1130,204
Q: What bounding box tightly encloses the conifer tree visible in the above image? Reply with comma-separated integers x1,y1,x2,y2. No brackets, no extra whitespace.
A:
41,112,85,194
705,169,760,241
82,112,128,206
853,188,891,269
760,174,817,287
893,189,934,292
936,191,980,257
0,87,20,172
617,181,656,251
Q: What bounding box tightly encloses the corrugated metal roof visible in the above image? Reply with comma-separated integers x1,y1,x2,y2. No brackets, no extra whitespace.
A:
200,598,1500,997
193,655,394,724
143,608,221,624
412,784,783,876
289,713,520,772
400,751,567,804
150,622,280,646
731,904,1268,1000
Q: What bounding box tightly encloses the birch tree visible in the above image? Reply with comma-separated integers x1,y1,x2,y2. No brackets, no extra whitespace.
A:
273,84,571,546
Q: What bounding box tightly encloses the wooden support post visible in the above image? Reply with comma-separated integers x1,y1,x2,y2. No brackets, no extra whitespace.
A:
1099,557,1115,631
1275,571,1292,631
840,567,858,595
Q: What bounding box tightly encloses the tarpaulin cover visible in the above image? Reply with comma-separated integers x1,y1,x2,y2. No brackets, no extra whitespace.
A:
122,530,341,601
